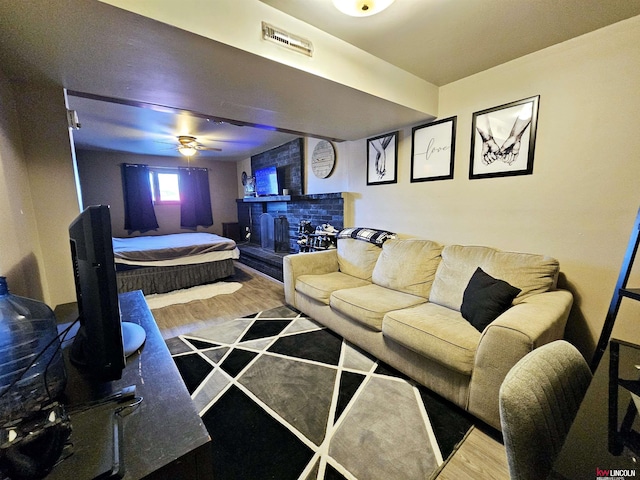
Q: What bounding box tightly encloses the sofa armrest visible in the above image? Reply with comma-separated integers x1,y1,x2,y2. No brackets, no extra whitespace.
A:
283,250,340,308
467,289,573,429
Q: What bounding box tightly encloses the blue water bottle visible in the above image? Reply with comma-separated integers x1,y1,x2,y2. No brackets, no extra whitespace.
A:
0,277,67,425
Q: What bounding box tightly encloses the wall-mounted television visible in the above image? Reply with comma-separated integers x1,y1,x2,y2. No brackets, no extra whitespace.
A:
68,205,146,381
254,166,281,196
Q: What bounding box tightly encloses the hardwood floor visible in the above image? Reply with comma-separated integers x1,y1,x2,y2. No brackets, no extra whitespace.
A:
151,260,510,479
438,427,510,480
151,261,286,339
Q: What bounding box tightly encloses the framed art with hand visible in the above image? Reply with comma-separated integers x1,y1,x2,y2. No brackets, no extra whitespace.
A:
469,96,539,179
367,131,398,185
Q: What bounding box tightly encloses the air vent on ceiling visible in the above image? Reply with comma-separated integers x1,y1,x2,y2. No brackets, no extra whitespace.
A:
262,22,313,57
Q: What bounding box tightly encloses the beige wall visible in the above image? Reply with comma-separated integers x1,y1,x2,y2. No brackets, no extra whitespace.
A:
76,150,239,237
0,72,44,300
437,17,640,357
15,84,81,307
315,16,640,358
0,78,79,307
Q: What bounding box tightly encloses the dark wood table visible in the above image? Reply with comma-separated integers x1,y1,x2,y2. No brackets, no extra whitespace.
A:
552,338,640,479
47,290,212,479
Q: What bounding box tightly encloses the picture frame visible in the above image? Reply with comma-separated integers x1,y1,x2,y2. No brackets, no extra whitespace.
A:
410,116,456,182
469,95,540,179
367,131,398,185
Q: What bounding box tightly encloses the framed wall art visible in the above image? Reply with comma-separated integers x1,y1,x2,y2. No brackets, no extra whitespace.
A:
367,131,398,185
469,95,540,179
410,116,456,182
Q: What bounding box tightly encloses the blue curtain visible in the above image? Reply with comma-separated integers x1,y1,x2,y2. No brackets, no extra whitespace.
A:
179,167,213,229
121,163,159,233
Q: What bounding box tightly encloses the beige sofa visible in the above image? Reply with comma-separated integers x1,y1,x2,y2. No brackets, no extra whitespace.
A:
283,235,573,430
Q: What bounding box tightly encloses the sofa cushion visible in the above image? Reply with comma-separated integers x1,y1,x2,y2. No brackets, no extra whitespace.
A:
337,238,382,281
372,239,442,298
383,303,482,376
461,267,522,332
330,284,427,331
429,245,559,311
296,272,371,305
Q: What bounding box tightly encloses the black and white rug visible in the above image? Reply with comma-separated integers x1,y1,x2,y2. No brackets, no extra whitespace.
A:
166,306,473,480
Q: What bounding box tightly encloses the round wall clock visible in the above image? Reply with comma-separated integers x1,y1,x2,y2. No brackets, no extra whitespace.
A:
311,140,336,179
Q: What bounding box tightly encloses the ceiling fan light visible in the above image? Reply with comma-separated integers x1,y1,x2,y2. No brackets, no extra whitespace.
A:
332,0,394,17
178,145,197,157
178,135,197,146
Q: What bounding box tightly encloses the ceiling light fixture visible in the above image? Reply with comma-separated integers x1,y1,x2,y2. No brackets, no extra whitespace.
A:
332,0,395,17
178,135,198,157
178,145,197,157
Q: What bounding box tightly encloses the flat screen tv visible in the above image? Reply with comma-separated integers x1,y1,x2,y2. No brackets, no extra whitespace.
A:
68,205,146,381
254,166,280,196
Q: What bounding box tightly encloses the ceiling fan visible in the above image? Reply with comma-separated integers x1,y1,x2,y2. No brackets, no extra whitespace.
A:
174,135,222,156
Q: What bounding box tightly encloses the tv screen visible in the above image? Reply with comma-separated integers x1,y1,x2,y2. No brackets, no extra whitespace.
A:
68,205,145,381
254,166,279,196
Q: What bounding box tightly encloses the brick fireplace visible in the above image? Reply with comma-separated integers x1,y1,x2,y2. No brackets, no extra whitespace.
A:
236,193,345,280
235,138,345,280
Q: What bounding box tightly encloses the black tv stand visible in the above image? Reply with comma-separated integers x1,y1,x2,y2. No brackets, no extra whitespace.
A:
47,291,212,479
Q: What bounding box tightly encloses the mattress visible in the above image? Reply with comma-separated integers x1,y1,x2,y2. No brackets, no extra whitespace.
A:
113,232,239,267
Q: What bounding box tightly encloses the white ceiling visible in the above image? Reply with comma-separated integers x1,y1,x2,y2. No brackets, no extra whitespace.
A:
1,0,639,161
66,93,302,161
261,0,640,86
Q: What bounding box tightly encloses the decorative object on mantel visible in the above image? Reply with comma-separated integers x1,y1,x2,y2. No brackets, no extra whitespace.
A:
470,95,540,179
411,116,457,182
367,131,398,185
242,171,257,197
311,140,336,179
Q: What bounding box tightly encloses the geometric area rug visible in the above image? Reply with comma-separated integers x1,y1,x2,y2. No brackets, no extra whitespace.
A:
166,306,474,480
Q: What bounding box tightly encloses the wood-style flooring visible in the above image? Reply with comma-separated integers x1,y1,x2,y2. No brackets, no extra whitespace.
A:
438,427,510,479
152,261,510,479
151,262,286,339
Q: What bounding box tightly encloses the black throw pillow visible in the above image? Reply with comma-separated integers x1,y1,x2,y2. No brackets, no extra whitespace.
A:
461,267,522,332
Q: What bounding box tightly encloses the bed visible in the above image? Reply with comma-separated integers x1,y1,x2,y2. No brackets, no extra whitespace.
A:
113,232,240,295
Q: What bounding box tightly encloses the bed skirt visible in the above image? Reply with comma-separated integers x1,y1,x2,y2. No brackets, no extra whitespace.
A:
116,258,236,295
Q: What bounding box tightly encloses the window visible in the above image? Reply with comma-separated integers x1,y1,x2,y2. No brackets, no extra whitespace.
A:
149,169,180,204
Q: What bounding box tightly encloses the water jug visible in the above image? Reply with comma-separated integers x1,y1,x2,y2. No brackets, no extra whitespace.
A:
0,277,67,425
